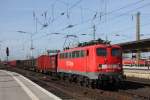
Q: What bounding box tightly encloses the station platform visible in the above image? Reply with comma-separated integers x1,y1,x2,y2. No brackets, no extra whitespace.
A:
0,70,61,100
123,66,150,79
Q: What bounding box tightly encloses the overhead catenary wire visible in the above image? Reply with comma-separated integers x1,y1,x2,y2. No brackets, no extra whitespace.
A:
21,0,150,45
12,0,147,40
31,0,83,40
32,20,150,42
44,0,83,27
53,0,145,28
111,21,150,36
35,0,146,38
96,2,150,26
21,2,150,46
6,0,150,60
34,16,150,43
80,0,147,27
56,0,146,35
71,1,150,36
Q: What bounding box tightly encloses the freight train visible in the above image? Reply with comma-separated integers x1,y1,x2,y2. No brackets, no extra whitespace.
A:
7,41,125,88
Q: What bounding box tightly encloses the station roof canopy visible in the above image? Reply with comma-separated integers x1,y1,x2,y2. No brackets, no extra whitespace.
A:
117,38,150,53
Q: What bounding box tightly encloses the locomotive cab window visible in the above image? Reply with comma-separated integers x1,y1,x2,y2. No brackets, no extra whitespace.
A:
96,48,107,56
111,48,121,57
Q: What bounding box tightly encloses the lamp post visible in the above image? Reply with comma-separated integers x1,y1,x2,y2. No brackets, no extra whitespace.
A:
17,31,34,59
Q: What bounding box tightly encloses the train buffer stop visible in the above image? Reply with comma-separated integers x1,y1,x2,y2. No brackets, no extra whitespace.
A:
0,70,61,100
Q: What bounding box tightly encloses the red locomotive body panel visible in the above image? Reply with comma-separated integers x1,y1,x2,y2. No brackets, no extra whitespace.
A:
58,44,123,80
101,45,122,73
37,55,57,72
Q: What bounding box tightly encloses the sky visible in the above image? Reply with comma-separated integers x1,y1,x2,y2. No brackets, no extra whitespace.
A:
0,0,150,60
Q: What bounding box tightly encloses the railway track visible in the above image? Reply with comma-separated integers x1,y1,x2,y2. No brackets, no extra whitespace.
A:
6,67,150,100
118,80,150,100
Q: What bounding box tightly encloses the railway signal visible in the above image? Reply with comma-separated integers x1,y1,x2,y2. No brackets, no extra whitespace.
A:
6,47,9,62
6,47,9,57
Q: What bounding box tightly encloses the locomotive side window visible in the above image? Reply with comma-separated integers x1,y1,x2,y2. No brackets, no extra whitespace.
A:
67,53,69,58
96,48,107,56
65,53,68,58
111,48,121,57
62,53,64,59
72,51,76,58
80,50,85,57
69,52,72,58
75,51,80,58
60,50,88,59
64,53,66,58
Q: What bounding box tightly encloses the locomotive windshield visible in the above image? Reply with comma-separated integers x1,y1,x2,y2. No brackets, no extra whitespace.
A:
96,48,107,56
111,48,121,57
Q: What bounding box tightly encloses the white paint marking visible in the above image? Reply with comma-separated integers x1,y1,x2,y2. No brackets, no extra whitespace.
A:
3,70,40,100
2,70,62,100
18,73,62,100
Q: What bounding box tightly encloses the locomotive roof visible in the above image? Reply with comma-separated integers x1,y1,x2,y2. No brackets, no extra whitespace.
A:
60,44,121,53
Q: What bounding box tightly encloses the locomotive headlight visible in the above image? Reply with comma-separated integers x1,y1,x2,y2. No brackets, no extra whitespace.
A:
102,64,107,68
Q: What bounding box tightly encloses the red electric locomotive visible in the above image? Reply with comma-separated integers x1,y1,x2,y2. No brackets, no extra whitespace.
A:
13,39,125,87
57,43,124,86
